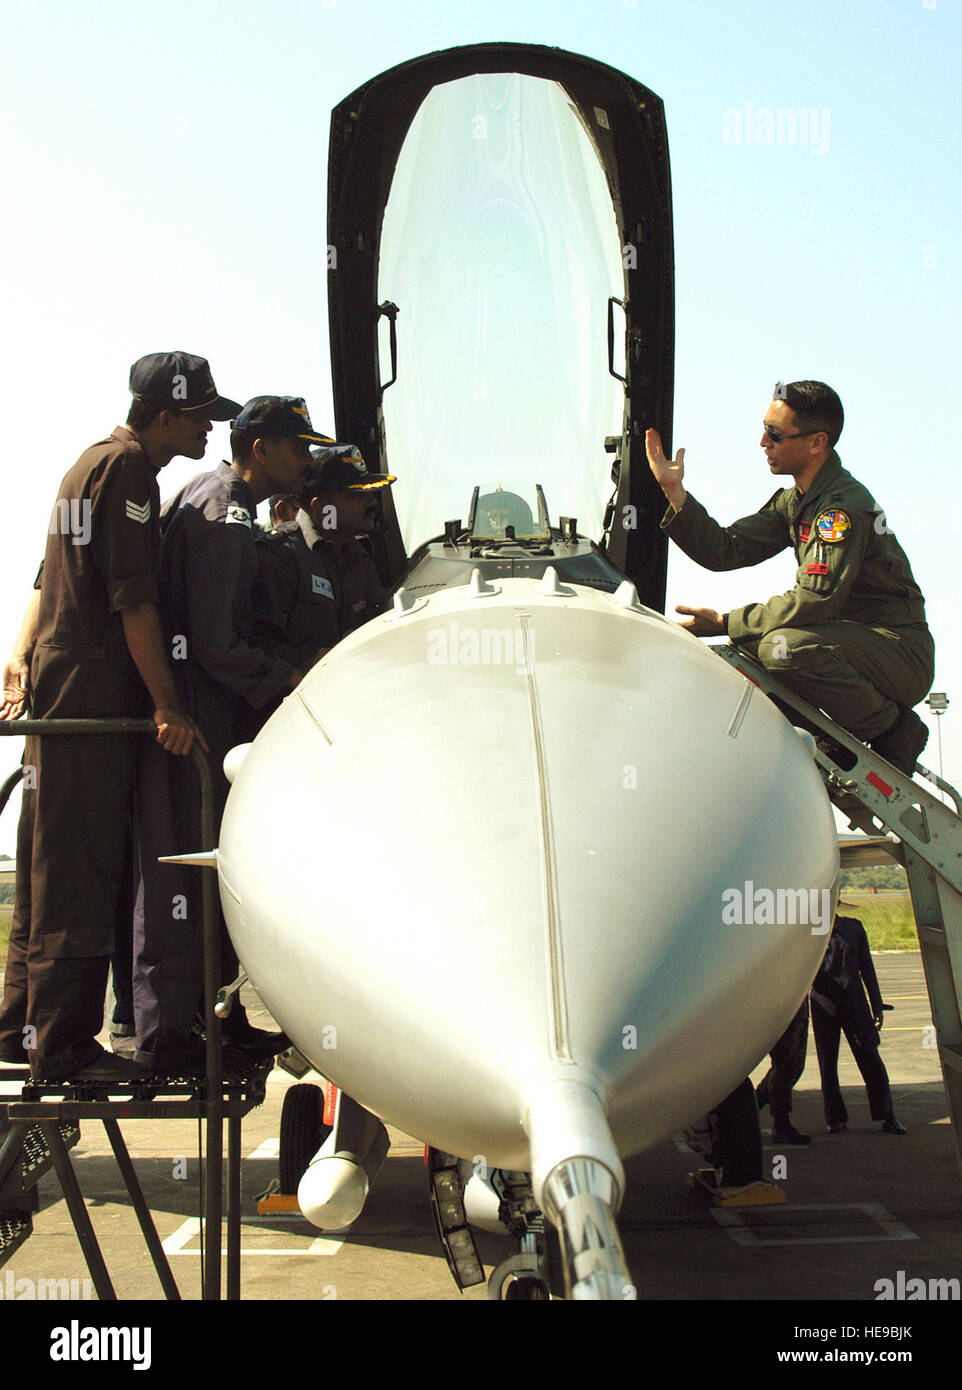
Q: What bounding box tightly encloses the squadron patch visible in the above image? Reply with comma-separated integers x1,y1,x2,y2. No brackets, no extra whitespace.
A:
814,509,851,544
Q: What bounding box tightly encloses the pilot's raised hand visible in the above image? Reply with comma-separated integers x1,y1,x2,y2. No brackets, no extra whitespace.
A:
674,605,726,638
646,428,687,511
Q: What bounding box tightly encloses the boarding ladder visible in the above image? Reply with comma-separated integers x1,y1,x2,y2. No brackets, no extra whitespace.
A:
714,645,962,1175
0,720,267,1299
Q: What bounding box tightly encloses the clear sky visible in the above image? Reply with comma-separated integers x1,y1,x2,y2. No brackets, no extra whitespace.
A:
1,0,959,850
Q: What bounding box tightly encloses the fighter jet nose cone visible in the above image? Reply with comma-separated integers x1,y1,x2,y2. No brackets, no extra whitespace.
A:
298,1156,369,1230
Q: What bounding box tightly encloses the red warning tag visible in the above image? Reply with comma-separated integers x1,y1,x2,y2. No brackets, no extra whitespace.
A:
323,1083,339,1126
806,562,829,575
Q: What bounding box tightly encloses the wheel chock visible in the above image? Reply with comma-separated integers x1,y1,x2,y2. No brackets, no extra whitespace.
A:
687,1168,786,1206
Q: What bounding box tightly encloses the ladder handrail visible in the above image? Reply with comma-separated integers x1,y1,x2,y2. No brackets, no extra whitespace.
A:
712,644,962,896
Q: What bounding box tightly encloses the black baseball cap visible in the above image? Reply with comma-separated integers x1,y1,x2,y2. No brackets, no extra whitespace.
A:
303,443,396,494
232,396,334,445
129,352,241,420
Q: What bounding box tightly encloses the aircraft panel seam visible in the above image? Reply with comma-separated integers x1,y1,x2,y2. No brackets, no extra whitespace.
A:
727,681,753,739
519,612,573,1062
295,692,335,744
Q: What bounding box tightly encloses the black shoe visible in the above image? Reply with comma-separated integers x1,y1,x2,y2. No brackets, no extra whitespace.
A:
141,1038,209,1077
881,1117,907,1135
826,1121,847,1134
770,1122,812,1146
46,1052,148,1083
871,708,928,777
220,1024,290,1061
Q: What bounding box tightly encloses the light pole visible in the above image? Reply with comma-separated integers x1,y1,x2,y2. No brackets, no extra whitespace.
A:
925,692,949,790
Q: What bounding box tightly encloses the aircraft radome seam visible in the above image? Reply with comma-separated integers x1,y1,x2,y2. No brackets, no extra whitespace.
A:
519,610,573,1064
728,681,754,739
294,691,335,745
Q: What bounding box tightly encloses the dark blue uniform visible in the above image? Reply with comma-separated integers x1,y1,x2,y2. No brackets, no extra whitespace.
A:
810,915,895,1126
251,512,387,674
132,463,295,1067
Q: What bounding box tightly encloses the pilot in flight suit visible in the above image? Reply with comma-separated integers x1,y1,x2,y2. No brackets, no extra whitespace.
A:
648,380,934,773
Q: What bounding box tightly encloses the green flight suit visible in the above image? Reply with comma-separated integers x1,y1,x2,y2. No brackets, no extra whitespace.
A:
661,453,934,739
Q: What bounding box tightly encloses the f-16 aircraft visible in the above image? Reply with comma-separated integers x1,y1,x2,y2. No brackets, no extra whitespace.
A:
206,44,848,1299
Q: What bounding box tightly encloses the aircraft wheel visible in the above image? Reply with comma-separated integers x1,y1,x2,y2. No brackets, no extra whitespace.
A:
487,1252,550,1300
279,1083,331,1192
504,1275,549,1301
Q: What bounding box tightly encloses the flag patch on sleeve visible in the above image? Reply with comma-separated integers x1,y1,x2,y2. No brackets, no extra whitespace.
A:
815,509,851,543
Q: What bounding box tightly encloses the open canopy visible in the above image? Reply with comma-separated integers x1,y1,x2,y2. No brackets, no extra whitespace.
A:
327,43,674,607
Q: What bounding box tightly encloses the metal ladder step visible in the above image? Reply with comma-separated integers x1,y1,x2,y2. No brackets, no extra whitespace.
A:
0,1210,33,1268
0,1121,81,1204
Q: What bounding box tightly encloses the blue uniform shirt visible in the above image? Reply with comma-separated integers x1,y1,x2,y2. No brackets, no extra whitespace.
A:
160,461,296,711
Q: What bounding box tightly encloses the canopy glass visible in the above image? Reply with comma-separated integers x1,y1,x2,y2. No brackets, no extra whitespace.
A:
377,72,626,552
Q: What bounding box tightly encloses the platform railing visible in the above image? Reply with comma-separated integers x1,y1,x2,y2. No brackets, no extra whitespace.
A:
0,717,237,1300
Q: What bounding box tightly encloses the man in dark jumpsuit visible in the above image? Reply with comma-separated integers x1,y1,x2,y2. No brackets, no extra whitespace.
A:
251,445,392,675
810,914,905,1134
646,381,935,774
133,395,331,1071
0,352,231,1079
754,1003,812,1144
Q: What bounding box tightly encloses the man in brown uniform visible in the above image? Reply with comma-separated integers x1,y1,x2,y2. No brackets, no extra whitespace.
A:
0,353,236,1079
646,381,934,774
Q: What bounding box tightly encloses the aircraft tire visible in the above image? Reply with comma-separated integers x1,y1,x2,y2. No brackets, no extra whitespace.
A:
280,1083,331,1193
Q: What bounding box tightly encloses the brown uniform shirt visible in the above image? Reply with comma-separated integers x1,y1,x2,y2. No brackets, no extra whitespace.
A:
31,425,161,717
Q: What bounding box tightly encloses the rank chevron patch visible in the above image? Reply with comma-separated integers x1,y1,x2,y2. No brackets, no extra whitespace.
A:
125,498,151,524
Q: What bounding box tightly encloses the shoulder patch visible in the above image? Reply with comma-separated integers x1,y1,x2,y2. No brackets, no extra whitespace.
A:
311,574,334,600
125,499,151,524
815,509,851,544
226,506,252,528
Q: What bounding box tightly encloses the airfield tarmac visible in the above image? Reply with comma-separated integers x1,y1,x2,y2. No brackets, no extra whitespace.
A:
1,951,959,1322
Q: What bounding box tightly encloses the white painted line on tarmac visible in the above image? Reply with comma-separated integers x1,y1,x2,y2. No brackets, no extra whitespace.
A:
247,1137,280,1160
161,1216,344,1256
711,1202,918,1247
